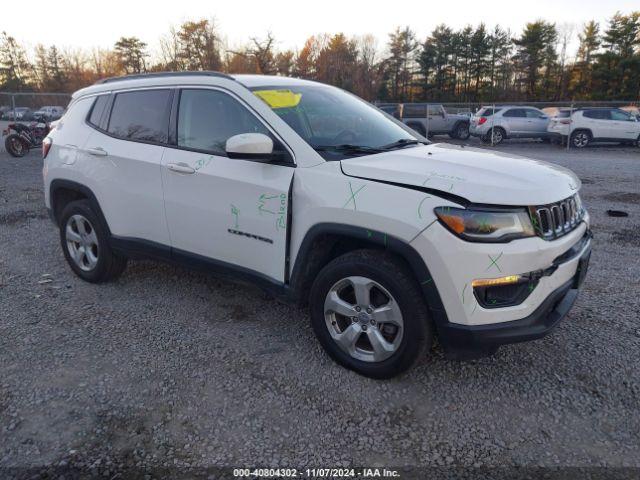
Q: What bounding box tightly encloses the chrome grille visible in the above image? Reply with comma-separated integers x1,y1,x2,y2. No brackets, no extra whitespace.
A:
531,194,584,240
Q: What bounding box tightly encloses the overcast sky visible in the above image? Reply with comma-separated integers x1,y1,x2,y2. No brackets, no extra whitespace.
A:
3,0,638,56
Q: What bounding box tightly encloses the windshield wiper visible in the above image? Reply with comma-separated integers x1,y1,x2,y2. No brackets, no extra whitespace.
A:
378,138,426,150
312,144,386,154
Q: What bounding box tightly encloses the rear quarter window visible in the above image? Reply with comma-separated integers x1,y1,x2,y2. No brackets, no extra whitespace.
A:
478,108,502,117
107,89,172,143
87,95,109,128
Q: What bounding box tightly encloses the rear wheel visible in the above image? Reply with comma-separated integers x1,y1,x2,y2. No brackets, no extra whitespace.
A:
570,130,590,148
5,134,28,157
483,127,505,145
59,200,127,283
309,250,433,379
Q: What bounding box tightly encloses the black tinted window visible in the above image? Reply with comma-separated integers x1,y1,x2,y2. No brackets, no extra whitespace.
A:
583,109,609,120
478,108,502,117
177,89,269,155
402,105,427,118
107,89,171,142
503,109,525,118
88,95,109,127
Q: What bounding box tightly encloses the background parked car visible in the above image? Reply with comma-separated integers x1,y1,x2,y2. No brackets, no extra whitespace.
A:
1,107,33,121
470,106,551,144
548,107,640,148
32,105,65,120
399,103,470,139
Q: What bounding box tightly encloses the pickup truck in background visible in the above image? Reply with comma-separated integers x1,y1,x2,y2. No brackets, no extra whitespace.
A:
398,103,471,140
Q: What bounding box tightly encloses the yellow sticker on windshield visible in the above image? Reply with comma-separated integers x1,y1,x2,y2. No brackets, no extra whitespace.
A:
254,89,301,109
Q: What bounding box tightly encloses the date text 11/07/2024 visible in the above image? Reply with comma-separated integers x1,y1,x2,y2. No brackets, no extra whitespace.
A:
232,467,401,478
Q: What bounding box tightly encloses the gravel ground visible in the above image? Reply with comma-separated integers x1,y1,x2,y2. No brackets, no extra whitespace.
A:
1,140,639,478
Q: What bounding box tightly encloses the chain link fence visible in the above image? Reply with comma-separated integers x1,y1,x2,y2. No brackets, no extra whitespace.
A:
1,92,72,153
0,92,72,121
376,100,640,150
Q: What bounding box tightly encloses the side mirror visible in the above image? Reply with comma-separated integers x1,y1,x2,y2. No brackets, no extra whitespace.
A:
225,133,274,160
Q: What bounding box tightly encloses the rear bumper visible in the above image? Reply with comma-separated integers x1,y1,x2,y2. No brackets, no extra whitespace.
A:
438,277,579,359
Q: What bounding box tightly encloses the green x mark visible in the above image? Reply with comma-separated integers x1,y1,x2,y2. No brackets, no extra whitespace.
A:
342,182,366,210
486,252,503,272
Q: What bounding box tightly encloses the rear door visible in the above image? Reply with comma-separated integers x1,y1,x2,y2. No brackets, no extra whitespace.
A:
80,89,172,245
161,87,295,282
502,108,527,136
581,110,609,139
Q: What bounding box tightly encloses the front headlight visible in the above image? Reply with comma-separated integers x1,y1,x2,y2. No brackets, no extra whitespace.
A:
434,206,535,242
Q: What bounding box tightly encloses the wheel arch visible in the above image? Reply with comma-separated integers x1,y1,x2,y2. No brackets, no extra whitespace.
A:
405,121,426,136
49,179,111,234
289,223,449,328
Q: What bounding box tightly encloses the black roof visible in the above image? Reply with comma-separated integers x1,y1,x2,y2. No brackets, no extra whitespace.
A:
95,71,233,85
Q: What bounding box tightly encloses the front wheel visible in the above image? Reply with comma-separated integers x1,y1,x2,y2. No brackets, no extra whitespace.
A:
309,250,433,379
5,134,28,157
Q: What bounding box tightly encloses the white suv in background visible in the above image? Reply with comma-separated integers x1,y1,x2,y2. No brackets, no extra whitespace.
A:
43,73,592,378
548,107,640,148
469,106,551,144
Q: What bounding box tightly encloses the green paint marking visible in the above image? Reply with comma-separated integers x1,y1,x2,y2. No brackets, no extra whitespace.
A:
421,278,433,285
462,284,468,304
342,182,366,210
471,301,478,315
258,193,278,215
417,195,431,219
366,230,373,238
194,156,213,171
486,252,504,272
230,204,239,229
383,233,387,247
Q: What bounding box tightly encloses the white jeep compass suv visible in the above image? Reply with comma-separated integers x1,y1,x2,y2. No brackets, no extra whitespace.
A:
43,72,592,378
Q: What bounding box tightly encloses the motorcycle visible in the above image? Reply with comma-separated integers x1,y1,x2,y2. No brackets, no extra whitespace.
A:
3,114,51,157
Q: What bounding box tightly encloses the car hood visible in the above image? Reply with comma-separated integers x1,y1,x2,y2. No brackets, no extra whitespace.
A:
340,143,580,206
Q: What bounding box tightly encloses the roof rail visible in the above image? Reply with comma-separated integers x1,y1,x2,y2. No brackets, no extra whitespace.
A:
95,71,234,85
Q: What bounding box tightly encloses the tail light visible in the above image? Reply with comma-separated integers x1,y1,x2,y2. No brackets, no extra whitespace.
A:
559,119,572,125
42,137,52,159
478,117,487,125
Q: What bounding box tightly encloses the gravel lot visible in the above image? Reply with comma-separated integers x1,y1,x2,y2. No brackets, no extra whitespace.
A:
1,140,639,478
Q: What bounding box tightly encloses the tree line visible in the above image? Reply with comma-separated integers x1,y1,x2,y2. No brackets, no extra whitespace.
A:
1,11,638,103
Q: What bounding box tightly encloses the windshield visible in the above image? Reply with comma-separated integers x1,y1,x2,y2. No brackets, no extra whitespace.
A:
250,84,420,160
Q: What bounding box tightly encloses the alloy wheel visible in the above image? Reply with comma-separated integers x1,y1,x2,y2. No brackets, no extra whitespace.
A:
324,276,404,363
65,214,99,271
573,132,589,148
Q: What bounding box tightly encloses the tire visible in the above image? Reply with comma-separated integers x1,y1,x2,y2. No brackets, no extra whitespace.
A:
59,199,127,283
488,127,505,145
309,250,433,379
406,122,426,137
570,130,591,149
450,122,470,140
5,134,28,157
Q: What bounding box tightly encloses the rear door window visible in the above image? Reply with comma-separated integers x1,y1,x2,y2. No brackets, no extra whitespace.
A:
583,110,609,120
107,89,172,143
503,109,526,118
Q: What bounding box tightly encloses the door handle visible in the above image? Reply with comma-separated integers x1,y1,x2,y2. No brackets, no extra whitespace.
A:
86,147,108,157
167,162,196,174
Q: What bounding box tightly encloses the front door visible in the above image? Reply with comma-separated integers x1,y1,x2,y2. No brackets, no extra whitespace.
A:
161,88,295,282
